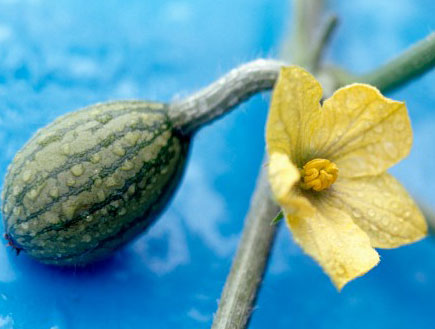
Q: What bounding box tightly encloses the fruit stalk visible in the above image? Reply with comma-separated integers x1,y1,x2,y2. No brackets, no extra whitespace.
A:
169,59,285,135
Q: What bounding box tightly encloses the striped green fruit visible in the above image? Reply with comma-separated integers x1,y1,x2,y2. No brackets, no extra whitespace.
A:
1,100,190,266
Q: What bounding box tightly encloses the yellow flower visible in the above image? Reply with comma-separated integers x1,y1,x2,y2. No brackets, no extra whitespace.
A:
266,66,427,290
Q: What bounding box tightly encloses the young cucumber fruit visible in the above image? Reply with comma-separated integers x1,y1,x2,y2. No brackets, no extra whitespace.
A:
1,101,189,266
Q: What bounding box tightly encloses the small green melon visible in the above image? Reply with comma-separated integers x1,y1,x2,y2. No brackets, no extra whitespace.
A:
1,100,190,265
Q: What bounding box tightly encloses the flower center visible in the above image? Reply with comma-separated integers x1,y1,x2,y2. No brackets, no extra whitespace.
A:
300,158,338,192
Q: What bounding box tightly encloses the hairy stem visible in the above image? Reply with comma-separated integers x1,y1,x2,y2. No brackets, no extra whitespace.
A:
211,167,279,329
340,32,435,92
310,14,338,72
168,59,285,135
289,0,326,70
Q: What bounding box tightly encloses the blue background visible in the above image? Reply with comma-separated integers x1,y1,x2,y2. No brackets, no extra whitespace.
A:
1,0,435,328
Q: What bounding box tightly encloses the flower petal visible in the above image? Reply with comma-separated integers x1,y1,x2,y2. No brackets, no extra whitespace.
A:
313,84,412,177
328,173,427,248
268,152,315,217
266,66,323,166
286,203,380,290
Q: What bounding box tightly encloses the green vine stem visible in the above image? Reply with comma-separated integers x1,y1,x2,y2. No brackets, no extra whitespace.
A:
169,59,285,135
287,0,326,70
310,14,338,72
211,168,279,329
339,32,435,92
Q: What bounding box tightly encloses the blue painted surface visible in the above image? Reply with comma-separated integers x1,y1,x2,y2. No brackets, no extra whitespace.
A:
0,1,434,328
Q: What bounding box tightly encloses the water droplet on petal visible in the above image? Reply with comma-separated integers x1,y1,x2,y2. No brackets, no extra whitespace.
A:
274,122,285,131
394,120,406,131
374,125,383,133
352,209,362,218
383,142,399,158
368,209,376,218
373,198,383,207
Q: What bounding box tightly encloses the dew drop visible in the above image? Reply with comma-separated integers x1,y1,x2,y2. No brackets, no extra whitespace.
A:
105,177,118,187
97,113,113,124
113,145,126,157
46,213,60,224
142,151,153,162
94,177,102,187
27,189,38,201
22,170,32,183
90,154,101,164
118,208,127,216
127,184,136,196
381,217,390,226
97,190,105,202
61,144,71,155
274,122,285,131
374,125,383,133
128,118,140,127
394,120,406,131
71,164,84,177
62,204,76,220
13,207,22,216
373,198,383,207
66,178,76,187
404,210,411,218
390,201,399,210
82,234,92,243
383,141,399,158
12,186,21,196
49,187,59,198
352,209,362,218
368,209,376,218
125,131,140,146
333,262,345,275
121,160,134,171
156,135,168,147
